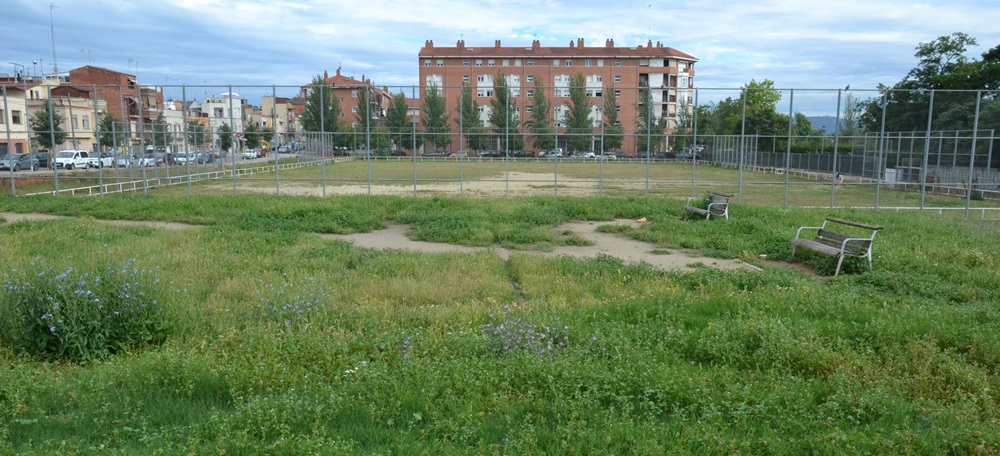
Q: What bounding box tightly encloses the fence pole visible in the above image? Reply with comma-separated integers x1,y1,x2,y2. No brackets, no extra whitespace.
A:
691,88,699,198
919,90,936,212
92,84,103,196
2,87,14,195
412,85,419,196
875,89,889,209
182,85,192,196
965,93,982,217
784,89,794,206
320,85,327,197
228,85,237,195
830,88,842,208
273,85,279,195
738,90,746,202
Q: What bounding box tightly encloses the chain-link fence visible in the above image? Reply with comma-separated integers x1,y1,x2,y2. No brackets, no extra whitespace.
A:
3,83,999,217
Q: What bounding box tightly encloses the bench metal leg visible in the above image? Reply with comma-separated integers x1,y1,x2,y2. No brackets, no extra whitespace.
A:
834,255,846,276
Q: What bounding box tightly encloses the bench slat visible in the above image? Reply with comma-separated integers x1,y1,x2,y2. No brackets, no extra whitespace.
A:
826,217,882,231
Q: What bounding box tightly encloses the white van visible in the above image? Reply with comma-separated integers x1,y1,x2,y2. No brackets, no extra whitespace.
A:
54,150,91,170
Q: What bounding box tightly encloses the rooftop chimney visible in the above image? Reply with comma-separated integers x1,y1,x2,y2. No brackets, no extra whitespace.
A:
457,39,465,49
577,38,584,48
495,40,501,48
605,38,615,48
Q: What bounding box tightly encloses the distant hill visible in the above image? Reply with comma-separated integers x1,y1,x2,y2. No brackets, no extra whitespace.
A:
806,116,842,134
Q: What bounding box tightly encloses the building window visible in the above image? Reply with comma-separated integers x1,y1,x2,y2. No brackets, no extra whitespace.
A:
475,59,483,67
565,59,573,67
437,59,444,67
598,59,604,67
526,75,534,83
72,115,79,129
0,109,4,124
340,96,345,101
82,115,90,129
352,106,358,113
515,59,522,67
477,89,493,97
553,60,560,67
527,90,534,98
352,90,358,97
614,59,622,66
527,59,534,66
463,59,470,66
502,59,509,66
463,74,470,82
424,60,430,67
526,106,533,112
615,90,621,97
488,59,495,67
614,75,622,82
585,59,592,67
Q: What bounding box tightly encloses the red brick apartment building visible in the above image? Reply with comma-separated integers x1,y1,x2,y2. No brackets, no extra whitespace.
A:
418,38,697,155
68,66,164,144
296,69,394,127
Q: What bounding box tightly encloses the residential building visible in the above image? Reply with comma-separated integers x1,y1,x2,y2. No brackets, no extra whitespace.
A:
261,96,296,145
67,66,164,146
418,38,697,154
200,92,246,149
0,79,30,155
295,68,394,129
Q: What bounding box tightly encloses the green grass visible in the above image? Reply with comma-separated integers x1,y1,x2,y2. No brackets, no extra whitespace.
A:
0,194,998,454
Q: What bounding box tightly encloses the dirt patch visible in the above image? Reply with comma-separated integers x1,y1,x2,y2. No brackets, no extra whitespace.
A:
2,212,766,274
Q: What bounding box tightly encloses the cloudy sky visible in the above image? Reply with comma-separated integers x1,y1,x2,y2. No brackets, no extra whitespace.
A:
4,0,1000,115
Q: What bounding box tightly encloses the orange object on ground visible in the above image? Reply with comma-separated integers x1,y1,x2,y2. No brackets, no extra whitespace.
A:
636,217,647,223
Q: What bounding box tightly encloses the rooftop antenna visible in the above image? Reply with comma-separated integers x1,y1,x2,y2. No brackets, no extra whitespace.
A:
49,3,59,74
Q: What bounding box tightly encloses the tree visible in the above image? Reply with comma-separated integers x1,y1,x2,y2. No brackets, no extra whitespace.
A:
563,73,594,153
186,120,207,151
300,75,342,134
97,112,126,151
601,87,624,152
528,79,554,151
488,71,523,152
218,122,233,153
243,122,261,150
455,84,489,152
30,103,67,150
261,124,275,149
635,87,668,155
421,83,451,151
150,113,171,147
841,93,863,138
385,91,417,151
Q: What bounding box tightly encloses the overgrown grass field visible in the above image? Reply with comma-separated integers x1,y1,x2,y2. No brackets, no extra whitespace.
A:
1,194,998,454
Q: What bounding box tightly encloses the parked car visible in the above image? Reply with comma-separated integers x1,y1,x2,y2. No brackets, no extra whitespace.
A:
242,149,257,160
197,153,214,164
174,152,196,165
256,148,267,158
0,153,40,172
88,152,115,169
277,145,290,153
54,149,90,170
29,151,50,167
115,154,137,168
580,152,597,159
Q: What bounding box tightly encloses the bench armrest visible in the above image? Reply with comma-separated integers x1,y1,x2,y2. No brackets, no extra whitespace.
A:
794,225,823,240
707,201,727,211
838,236,874,253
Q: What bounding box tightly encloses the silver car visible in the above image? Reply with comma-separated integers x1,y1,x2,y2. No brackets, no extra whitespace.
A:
0,153,40,172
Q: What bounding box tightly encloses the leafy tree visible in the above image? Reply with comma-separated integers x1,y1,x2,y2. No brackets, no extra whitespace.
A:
301,75,342,133
635,87,668,155
150,113,171,147
456,83,490,152
243,122,261,150
528,79,554,151
488,71,523,152
421,83,451,151
841,93,863,138
30,103,66,150
186,120,207,151
604,86,625,150
859,33,1000,133
385,91,416,151
563,73,594,153
97,112,126,151
218,122,233,153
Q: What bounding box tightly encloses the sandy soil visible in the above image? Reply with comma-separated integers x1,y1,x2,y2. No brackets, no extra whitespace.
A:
211,172,663,198
2,211,758,273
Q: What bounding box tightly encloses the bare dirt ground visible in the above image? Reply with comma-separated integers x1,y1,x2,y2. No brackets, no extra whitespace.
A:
2,211,759,273
210,172,662,198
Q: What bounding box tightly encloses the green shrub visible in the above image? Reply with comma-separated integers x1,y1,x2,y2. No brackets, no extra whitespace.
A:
0,258,175,362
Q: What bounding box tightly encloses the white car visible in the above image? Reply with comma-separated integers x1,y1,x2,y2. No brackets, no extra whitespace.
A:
88,152,115,169
242,149,257,160
580,152,597,159
174,152,195,165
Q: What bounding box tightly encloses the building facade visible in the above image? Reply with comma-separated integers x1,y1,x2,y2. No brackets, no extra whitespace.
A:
418,38,697,155
0,80,30,155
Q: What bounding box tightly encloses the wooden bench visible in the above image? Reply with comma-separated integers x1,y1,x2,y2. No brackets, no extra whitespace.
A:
790,217,883,276
684,192,734,220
